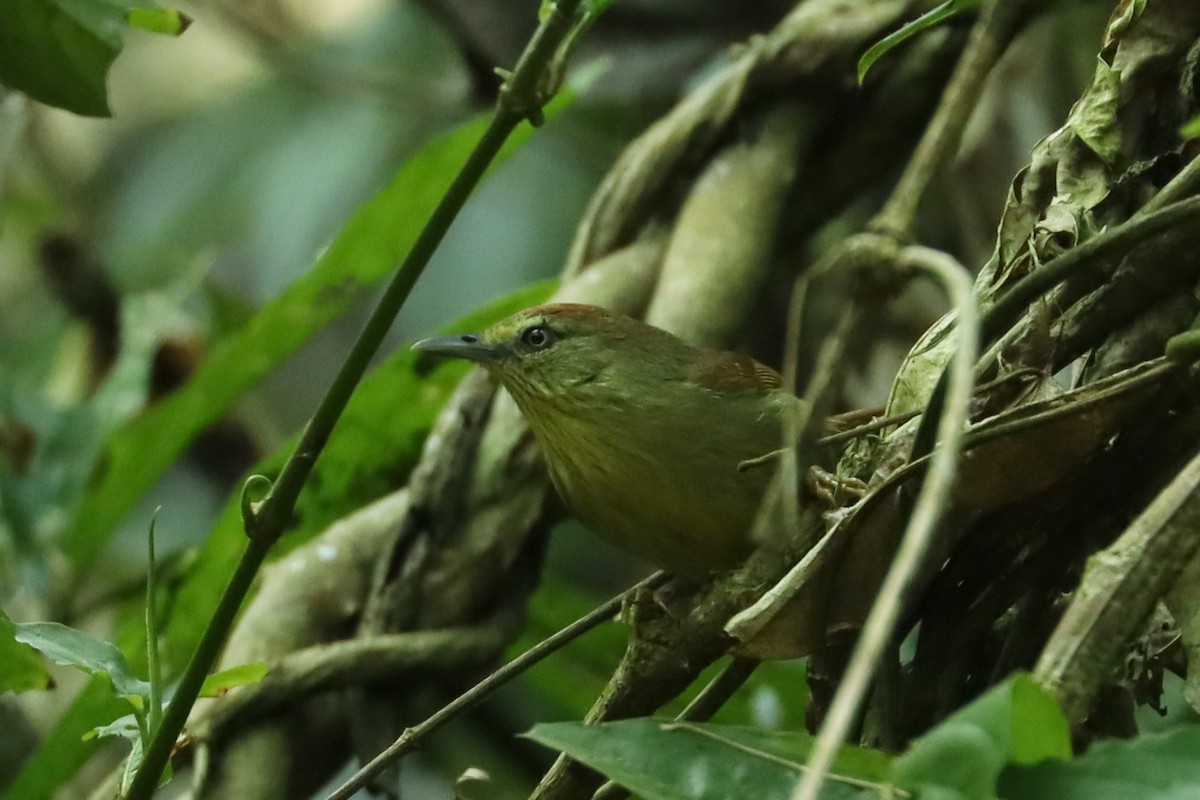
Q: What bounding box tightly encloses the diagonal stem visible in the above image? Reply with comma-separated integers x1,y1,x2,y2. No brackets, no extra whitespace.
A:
122,3,588,797
325,572,667,800
793,247,979,800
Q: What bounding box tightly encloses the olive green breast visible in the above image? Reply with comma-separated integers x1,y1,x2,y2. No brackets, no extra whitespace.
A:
520,387,784,576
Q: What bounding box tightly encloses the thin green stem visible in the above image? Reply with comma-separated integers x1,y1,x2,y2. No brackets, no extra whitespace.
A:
324,572,667,800
145,509,163,734
126,536,271,800
870,0,1025,240
122,3,588,796
254,0,585,540
794,247,978,800
250,110,520,539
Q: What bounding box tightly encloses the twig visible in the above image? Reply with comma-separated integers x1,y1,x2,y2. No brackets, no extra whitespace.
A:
121,4,592,798
773,278,860,540
1034,446,1200,725
778,276,811,535
816,409,920,448
323,572,666,800
880,359,1171,509
983,197,1200,345
678,657,760,722
736,370,1036,460
1139,152,1200,216
870,0,1031,239
194,628,507,739
793,246,978,800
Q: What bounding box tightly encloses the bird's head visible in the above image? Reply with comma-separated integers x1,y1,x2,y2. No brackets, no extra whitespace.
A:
412,303,692,412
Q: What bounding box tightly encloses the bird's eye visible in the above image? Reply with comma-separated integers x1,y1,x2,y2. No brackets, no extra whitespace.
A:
521,325,553,350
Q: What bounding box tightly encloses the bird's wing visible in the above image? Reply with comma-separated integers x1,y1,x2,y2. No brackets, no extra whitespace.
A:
686,350,784,396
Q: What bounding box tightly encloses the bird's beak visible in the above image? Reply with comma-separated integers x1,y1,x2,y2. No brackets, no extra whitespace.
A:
411,334,507,364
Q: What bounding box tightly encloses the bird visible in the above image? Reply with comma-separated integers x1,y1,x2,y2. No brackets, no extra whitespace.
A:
411,303,805,577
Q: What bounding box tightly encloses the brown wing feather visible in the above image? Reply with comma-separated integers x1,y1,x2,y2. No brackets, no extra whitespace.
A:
686,350,783,395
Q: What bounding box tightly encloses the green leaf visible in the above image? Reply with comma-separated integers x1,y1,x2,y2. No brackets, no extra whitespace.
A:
1181,114,1200,140
584,0,616,16
86,713,173,795
0,0,187,116
1007,676,1072,764
145,507,164,732
1067,58,1122,168
1,677,130,800
0,609,52,693
857,0,983,85
526,718,893,799
117,734,171,795
161,280,555,672
0,0,119,115
125,6,189,35
199,662,268,697
13,621,150,701
64,94,572,570
86,712,141,741
1000,726,1200,799
893,673,1070,798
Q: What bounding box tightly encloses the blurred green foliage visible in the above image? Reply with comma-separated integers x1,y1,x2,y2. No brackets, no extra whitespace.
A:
0,0,187,116
0,2,610,795
0,610,50,693
63,106,554,570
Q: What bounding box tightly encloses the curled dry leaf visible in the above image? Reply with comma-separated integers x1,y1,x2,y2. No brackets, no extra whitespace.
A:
733,359,1171,660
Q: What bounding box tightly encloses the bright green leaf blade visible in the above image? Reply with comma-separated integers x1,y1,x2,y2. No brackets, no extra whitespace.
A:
1000,726,1200,799
64,94,572,570
1181,114,1200,140
0,0,121,115
0,610,51,693
160,281,555,671
145,507,163,731
857,0,983,85
2,678,130,800
526,719,893,800
87,712,141,742
199,661,268,697
13,621,151,700
1008,675,1072,764
125,7,190,35
0,0,184,115
585,0,617,15
893,672,1070,798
